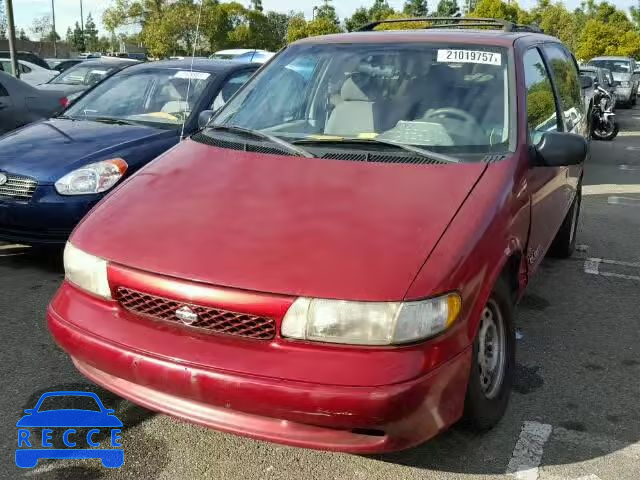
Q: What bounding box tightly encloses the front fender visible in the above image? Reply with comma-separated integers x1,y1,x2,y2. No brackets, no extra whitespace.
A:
405,156,530,347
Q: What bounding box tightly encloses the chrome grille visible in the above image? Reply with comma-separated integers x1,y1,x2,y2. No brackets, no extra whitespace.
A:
0,174,38,200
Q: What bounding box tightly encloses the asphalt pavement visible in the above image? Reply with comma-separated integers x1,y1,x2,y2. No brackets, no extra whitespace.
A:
0,108,639,480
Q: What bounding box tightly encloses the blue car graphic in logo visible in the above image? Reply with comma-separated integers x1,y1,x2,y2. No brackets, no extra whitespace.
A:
16,391,123,468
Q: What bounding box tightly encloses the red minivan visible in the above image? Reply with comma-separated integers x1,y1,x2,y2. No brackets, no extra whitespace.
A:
48,19,589,453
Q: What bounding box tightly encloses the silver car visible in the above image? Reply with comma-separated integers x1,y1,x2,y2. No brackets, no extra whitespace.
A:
587,56,640,107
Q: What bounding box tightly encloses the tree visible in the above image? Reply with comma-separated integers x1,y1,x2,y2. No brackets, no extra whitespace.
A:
66,27,73,44
369,0,395,21
0,2,7,40
631,0,640,29
72,21,86,52
435,0,459,16
344,7,370,31
18,29,29,41
468,0,523,24
315,0,339,26
286,12,340,43
85,14,99,51
30,15,52,42
250,0,263,12
403,0,428,17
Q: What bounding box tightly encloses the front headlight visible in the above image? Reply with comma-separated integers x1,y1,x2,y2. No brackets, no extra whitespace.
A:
55,158,127,195
63,242,111,298
281,293,461,345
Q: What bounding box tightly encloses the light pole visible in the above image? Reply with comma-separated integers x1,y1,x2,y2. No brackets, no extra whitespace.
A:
79,0,84,52
51,0,57,57
3,0,19,77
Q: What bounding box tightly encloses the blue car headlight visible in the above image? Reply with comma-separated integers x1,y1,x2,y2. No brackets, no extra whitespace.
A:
55,158,128,195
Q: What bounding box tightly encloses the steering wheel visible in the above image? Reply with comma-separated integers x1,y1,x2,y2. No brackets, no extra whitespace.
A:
423,107,483,132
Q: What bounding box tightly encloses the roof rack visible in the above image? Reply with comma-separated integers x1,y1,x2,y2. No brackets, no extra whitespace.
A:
356,17,542,33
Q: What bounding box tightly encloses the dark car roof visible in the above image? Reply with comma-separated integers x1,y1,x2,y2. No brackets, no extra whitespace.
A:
293,29,559,48
76,58,139,68
124,58,256,74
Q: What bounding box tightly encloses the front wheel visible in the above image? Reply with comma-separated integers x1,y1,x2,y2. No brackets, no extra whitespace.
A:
592,120,619,141
462,278,515,430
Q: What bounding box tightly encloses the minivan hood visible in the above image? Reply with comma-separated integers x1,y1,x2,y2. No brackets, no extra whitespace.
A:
73,141,488,301
0,118,173,182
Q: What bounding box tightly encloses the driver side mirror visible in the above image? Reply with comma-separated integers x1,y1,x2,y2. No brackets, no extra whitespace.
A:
580,75,593,89
535,132,587,167
198,110,215,129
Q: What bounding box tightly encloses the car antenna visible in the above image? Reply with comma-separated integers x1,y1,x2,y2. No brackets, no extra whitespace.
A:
180,0,205,140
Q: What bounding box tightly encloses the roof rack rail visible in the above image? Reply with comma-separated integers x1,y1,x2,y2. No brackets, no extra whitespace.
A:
356,17,543,33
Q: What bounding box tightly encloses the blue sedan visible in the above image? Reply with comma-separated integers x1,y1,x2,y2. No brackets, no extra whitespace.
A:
0,59,258,245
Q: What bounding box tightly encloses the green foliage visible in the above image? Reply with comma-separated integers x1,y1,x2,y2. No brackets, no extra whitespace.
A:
403,0,429,17
344,7,371,32
72,22,85,52
18,29,29,41
315,0,339,26
468,0,522,23
435,0,459,16
85,14,100,51
286,14,341,43
0,3,7,40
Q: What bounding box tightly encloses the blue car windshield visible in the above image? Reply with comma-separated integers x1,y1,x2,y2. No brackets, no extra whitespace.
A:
65,68,214,127
37,395,101,412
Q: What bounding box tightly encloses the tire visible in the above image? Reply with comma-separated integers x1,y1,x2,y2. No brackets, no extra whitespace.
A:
548,185,581,258
462,278,515,431
593,121,619,141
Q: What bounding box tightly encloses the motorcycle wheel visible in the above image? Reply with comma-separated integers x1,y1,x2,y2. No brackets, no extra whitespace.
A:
593,121,619,141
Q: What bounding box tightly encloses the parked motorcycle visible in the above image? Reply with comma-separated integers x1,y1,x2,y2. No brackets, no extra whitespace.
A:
591,85,619,141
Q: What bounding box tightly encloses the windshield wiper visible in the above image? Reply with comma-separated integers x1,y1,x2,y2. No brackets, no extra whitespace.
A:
207,124,315,158
293,137,459,164
88,116,137,126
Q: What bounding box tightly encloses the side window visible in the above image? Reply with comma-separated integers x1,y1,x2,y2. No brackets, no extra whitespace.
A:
542,44,584,132
212,70,255,111
0,81,8,97
523,48,559,144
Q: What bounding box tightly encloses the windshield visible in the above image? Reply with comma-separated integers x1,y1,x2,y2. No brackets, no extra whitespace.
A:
65,68,214,128
50,64,119,86
212,43,512,156
588,59,630,74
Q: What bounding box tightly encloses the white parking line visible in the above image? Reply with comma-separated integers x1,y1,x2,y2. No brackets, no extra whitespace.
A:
506,421,553,480
608,196,640,207
619,164,640,171
582,184,640,196
583,258,640,281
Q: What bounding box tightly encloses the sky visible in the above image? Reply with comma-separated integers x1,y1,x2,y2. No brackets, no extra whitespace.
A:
11,0,637,39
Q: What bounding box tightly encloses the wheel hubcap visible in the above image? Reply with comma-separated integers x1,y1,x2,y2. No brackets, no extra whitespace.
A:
477,300,506,399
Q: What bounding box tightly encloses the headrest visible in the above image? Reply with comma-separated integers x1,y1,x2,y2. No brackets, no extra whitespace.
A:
341,73,377,102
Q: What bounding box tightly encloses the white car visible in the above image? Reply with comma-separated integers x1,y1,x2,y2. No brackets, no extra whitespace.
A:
0,59,58,86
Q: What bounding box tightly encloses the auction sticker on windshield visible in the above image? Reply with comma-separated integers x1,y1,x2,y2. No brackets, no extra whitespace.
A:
437,49,502,66
174,71,211,80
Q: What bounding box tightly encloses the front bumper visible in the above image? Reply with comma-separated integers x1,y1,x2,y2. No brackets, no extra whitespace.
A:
48,281,472,453
0,185,98,245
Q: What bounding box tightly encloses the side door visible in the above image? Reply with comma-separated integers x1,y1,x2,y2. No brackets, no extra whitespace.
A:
522,46,570,271
0,77,19,134
541,43,584,197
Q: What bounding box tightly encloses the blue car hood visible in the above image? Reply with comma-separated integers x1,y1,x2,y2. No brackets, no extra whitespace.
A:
0,118,176,183
16,410,123,428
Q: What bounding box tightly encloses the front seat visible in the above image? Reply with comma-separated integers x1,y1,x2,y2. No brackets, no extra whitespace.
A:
325,74,384,136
